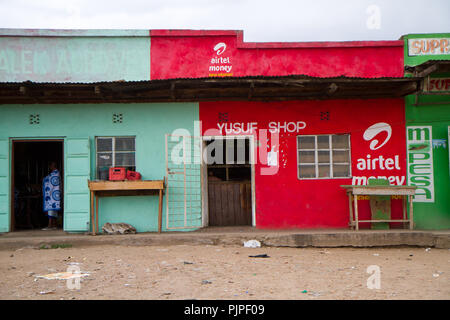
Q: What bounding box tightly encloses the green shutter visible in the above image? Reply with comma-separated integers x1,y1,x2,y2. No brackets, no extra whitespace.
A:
64,138,91,232
0,139,9,232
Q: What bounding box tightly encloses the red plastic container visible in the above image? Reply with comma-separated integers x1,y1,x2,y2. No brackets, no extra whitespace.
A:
109,167,126,180
126,171,142,181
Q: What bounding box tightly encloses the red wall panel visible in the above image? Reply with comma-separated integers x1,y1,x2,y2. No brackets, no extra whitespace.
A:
150,30,404,79
200,99,406,229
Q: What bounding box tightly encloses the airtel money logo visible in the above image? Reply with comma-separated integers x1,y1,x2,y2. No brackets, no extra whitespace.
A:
213,42,227,55
363,122,392,150
209,42,232,76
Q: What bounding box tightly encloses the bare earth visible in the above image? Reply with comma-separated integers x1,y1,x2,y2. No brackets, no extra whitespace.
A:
0,244,448,300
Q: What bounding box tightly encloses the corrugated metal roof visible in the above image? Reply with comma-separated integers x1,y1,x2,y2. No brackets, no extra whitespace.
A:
0,74,421,104
405,60,450,77
0,74,415,86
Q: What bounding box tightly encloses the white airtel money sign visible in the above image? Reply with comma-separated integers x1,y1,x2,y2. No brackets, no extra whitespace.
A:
353,122,405,186
209,42,232,75
363,122,392,150
213,42,227,55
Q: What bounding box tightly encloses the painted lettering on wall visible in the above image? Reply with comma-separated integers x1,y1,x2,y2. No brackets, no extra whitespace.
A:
216,121,307,134
426,78,450,92
209,42,233,77
408,38,450,56
0,37,150,82
353,122,405,185
407,126,434,202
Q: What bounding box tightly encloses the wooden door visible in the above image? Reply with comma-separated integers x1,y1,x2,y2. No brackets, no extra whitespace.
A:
208,181,251,226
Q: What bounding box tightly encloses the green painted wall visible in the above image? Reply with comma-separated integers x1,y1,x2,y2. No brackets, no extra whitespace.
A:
405,95,450,229
0,102,200,232
403,33,450,229
402,33,450,66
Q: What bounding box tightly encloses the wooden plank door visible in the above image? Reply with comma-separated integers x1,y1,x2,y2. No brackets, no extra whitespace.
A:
208,181,251,226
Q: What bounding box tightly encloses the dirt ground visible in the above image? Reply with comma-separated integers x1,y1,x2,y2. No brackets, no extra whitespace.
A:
0,244,448,300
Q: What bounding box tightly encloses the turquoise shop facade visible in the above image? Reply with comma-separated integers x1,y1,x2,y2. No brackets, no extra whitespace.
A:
0,29,201,233
0,103,200,233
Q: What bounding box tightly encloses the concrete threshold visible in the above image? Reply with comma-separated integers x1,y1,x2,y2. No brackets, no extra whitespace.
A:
0,227,449,251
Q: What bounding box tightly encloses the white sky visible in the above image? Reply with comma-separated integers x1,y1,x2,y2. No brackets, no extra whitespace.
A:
0,0,449,42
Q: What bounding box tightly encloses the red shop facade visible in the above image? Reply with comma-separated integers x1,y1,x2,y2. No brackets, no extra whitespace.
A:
151,30,415,229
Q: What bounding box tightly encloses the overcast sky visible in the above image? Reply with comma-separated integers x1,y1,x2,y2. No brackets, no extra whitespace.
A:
0,0,449,42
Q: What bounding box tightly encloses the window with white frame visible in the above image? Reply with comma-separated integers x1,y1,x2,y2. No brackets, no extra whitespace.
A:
297,134,351,179
96,137,136,179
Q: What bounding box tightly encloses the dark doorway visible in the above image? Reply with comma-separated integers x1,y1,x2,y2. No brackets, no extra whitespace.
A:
12,140,64,231
206,137,252,226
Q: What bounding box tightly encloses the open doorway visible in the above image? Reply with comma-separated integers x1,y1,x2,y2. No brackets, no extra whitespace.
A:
12,140,64,231
205,137,253,226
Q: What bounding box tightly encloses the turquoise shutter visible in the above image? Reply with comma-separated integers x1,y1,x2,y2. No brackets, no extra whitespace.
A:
64,138,91,232
0,138,9,232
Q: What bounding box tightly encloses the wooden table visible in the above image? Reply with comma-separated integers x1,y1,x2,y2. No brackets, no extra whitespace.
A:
341,185,417,231
88,180,165,235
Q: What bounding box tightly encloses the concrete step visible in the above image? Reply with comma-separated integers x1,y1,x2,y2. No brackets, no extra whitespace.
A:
1,228,449,251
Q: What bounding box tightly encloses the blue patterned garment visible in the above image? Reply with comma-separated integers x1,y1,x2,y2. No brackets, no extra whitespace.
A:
43,169,61,212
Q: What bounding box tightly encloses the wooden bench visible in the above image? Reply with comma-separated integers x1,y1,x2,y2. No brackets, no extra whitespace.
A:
88,179,165,235
341,184,417,231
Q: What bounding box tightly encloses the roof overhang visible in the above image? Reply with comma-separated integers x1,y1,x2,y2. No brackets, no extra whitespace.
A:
0,75,421,104
405,60,450,77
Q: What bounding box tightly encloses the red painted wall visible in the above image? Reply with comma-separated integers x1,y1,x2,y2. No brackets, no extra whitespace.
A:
150,30,404,79
200,99,406,229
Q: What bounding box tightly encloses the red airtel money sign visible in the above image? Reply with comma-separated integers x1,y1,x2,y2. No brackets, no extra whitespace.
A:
200,99,406,229
150,30,404,79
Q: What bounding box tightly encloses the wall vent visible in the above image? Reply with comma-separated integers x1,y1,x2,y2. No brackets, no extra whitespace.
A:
113,113,123,123
29,114,40,124
218,112,228,122
320,111,329,121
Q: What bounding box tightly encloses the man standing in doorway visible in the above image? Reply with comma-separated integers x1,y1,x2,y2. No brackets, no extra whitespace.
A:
42,161,61,230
